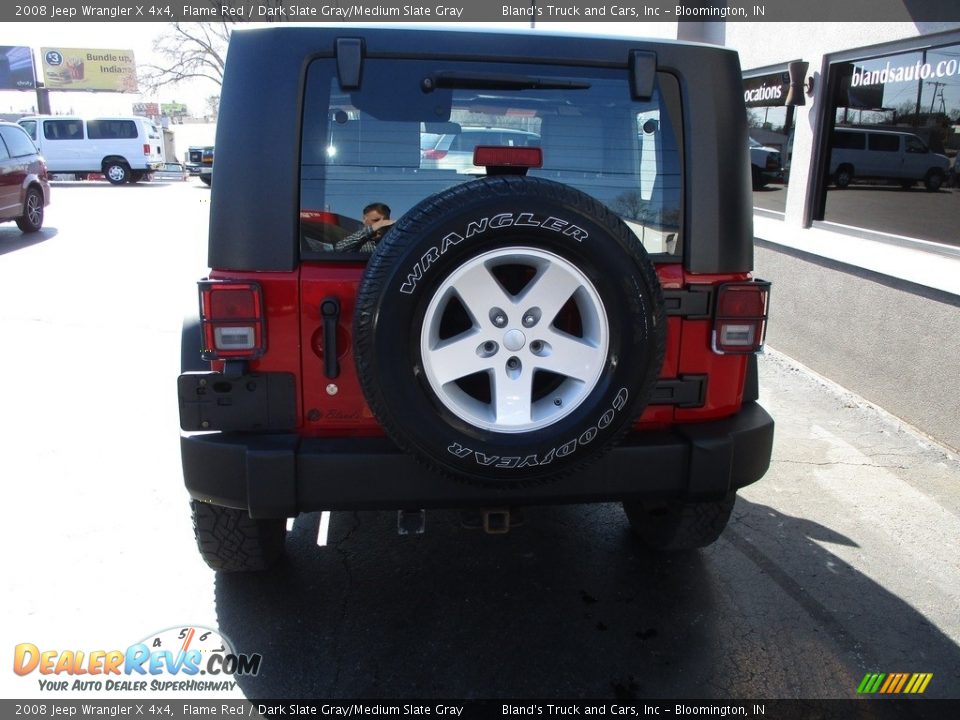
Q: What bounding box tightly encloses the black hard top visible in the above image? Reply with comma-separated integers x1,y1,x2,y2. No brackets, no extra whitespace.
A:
209,26,753,274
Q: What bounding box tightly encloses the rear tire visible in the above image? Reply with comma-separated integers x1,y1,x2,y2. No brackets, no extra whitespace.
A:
834,165,853,189
924,170,944,192
15,187,44,233
104,162,130,185
191,500,286,572
623,492,736,551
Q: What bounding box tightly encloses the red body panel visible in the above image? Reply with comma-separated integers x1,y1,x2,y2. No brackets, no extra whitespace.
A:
208,265,757,437
209,269,304,428
298,263,382,436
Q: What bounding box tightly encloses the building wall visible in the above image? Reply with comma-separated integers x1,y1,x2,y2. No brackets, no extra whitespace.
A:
755,242,960,452
722,22,960,450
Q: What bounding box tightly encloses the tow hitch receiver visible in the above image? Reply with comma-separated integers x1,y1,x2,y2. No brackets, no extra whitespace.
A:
483,508,512,535
397,509,426,535
459,508,524,534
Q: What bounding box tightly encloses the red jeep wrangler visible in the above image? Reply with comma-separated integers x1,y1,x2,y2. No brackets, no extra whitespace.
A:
178,27,774,571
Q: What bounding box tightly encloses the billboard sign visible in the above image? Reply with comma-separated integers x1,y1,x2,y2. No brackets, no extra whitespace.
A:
40,47,138,92
133,102,160,118
0,46,36,90
161,102,188,117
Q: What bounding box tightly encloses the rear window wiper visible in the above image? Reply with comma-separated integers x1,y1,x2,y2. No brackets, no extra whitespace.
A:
422,71,591,92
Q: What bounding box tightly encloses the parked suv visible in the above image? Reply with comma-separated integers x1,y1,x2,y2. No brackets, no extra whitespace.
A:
0,121,50,233
178,27,774,571
749,137,782,189
185,146,214,184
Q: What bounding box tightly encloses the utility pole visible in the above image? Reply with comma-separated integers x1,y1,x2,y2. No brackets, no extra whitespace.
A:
928,81,947,115
36,85,51,114
33,48,51,114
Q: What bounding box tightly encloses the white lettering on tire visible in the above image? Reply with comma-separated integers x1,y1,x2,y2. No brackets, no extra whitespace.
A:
400,213,589,295
445,388,629,470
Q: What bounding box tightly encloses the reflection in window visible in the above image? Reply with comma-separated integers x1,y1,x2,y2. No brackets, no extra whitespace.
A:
300,58,683,260
748,104,789,214
821,41,960,248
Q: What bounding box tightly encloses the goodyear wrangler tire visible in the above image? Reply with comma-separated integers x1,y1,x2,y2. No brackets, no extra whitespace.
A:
354,176,666,486
191,500,285,572
623,492,737,551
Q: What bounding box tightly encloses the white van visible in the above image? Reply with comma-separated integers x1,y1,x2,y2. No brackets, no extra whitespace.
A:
829,127,949,192
17,115,165,185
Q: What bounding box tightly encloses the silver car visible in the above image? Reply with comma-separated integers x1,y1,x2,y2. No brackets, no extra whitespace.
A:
421,126,540,174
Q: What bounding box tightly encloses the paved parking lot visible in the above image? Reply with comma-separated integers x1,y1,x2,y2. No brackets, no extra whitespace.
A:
1,182,958,701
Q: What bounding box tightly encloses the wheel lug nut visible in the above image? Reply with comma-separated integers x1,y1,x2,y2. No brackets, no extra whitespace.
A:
522,307,541,327
490,308,508,328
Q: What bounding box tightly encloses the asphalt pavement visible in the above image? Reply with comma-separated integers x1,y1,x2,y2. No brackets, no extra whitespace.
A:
210,349,960,699
1,182,958,702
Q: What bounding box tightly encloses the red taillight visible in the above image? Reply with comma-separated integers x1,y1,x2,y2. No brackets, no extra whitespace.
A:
473,146,543,168
143,143,150,156
423,148,448,160
712,281,771,354
300,210,341,225
198,281,265,360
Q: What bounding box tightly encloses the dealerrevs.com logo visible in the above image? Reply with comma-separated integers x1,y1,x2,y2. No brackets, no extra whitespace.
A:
13,626,261,692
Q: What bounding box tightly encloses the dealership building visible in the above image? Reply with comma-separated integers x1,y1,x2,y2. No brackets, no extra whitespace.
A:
670,20,960,452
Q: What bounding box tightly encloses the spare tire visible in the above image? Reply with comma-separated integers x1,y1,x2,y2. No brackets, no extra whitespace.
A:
354,176,666,486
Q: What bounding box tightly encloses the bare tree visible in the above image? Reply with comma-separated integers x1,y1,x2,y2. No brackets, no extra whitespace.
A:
205,95,221,118
139,2,287,93
139,22,232,92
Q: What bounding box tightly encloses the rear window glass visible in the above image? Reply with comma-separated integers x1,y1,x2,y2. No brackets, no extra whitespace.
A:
18,120,37,141
0,124,38,157
300,58,683,260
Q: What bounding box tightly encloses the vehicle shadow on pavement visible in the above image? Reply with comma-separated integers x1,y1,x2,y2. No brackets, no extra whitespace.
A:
0,227,57,256
214,499,960,699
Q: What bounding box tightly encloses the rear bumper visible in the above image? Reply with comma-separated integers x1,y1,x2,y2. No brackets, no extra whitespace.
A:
181,402,774,518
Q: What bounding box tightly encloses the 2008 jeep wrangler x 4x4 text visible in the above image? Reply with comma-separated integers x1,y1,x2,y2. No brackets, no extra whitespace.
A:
178,27,774,571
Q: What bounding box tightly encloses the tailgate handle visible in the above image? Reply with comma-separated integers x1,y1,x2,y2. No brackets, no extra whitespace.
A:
320,297,340,379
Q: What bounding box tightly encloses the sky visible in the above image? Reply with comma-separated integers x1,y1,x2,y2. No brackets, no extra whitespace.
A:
2,21,679,118
2,23,223,117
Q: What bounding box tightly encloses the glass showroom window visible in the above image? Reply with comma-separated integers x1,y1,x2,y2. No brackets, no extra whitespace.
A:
743,70,791,215
821,42,960,248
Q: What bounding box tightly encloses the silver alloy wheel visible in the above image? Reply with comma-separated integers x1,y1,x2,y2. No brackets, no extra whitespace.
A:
25,191,42,227
106,164,127,183
420,247,609,433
